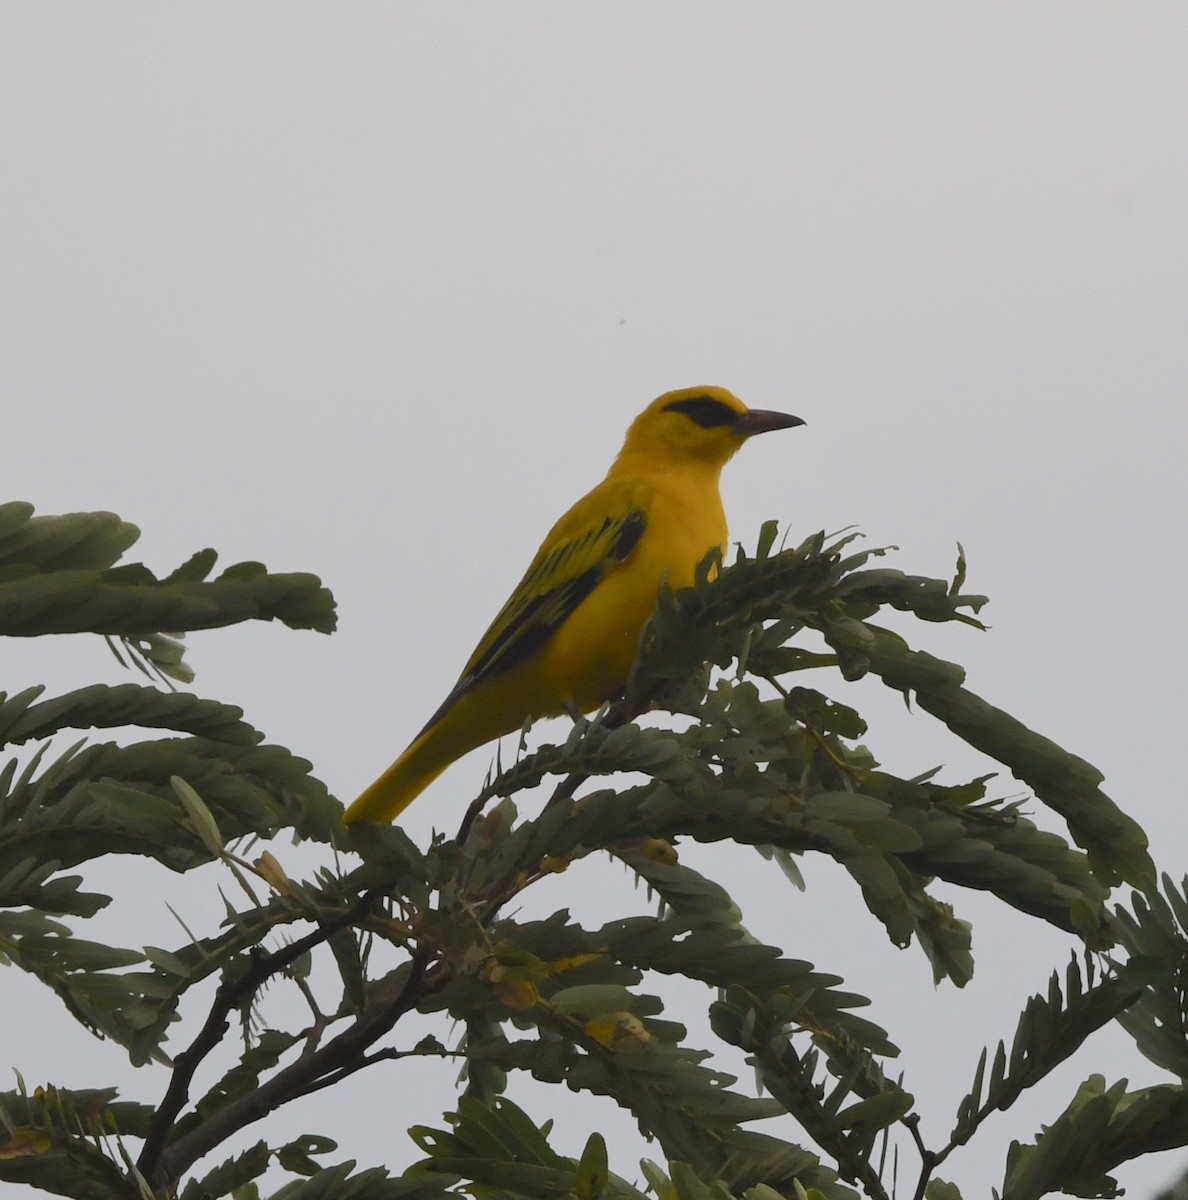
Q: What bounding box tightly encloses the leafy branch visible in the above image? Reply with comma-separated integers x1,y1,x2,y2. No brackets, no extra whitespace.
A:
3,506,1186,1200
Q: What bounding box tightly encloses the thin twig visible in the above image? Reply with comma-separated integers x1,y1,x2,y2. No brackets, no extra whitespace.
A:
901,1113,943,1200
456,687,653,848
137,889,382,1185
147,953,435,1192
286,1039,465,1101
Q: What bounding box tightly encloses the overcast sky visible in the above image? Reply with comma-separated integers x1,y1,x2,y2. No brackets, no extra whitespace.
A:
4,6,1188,1197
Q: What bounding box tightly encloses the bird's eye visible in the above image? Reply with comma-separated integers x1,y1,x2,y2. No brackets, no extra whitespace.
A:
664,396,739,429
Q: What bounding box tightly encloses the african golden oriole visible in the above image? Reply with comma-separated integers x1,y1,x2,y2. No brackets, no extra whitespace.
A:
344,386,803,823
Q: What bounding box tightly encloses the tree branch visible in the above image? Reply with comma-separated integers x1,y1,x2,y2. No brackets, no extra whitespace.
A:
148,952,434,1191
137,890,382,1187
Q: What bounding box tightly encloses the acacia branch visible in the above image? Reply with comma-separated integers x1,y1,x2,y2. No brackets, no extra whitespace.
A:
455,688,651,848
146,952,434,1191
137,890,383,1187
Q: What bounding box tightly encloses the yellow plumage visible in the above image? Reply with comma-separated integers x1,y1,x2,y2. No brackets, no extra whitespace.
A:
344,386,803,824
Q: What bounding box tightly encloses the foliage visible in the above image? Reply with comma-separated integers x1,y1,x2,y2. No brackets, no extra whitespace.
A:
1,503,1187,1200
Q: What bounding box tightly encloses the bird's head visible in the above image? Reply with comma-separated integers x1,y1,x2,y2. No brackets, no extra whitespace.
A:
617,386,804,469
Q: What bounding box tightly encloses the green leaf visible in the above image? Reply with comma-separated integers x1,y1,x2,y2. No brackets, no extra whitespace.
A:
178,1141,271,1200
575,1132,608,1200
277,1134,338,1177
954,957,1152,1151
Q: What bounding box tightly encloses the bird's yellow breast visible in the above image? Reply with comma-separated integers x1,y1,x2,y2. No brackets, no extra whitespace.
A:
535,468,727,709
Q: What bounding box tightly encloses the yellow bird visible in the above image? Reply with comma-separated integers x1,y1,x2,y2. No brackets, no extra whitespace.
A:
345,386,804,824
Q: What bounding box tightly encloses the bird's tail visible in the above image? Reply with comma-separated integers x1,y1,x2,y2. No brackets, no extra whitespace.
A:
343,728,448,825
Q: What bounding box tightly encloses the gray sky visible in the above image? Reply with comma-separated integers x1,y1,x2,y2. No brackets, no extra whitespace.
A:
4,6,1188,1196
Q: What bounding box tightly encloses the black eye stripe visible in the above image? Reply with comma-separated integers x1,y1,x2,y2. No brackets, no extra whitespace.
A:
663,396,739,429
